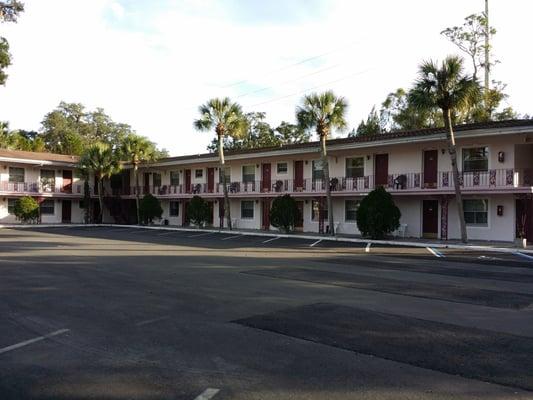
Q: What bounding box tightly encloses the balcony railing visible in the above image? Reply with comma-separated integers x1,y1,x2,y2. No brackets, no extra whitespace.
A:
0,181,83,194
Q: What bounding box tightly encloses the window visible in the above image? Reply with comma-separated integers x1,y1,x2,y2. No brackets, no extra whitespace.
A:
9,167,24,183
219,167,231,184
241,200,254,219
7,198,16,214
170,171,180,186
153,173,162,187
40,169,55,191
40,199,55,215
311,200,328,221
277,162,288,174
312,160,324,181
463,199,488,226
346,157,364,178
345,200,360,221
242,165,255,183
195,169,203,178
463,147,488,172
169,201,179,217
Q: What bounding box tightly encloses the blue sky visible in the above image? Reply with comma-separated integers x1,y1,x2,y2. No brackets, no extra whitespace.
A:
1,0,531,155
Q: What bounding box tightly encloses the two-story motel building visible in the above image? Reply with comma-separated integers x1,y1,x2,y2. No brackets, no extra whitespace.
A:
1,120,532,243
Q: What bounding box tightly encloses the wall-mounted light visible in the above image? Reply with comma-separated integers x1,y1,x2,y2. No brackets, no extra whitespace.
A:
305,199,309,204
497,205,504,216
334,156,338,163
367,155,371,160
441,149,446,155
498,151,505,163
305,160,309,165
256,164,260,168
255,199,259,204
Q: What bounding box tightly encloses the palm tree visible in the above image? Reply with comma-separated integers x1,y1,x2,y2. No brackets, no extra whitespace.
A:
409,55,480,243
78,143,121,223
194,98,247,230
296,91,348,236
121,135,157,224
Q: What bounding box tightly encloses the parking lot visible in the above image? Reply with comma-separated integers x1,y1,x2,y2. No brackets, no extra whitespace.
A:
1,226,533,399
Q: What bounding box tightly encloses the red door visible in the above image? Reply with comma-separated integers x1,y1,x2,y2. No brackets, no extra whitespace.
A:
182,200,189,225
262,199,271,230
62,170,72,193
185,169,191,193
207,168,215,193
294,161,304,190
423,150,438,188
422,200,439,238
262,163,271,192
516,198,533,243
61,200,72,223
295,201,304,230
375,154,389,186
219,198,225,227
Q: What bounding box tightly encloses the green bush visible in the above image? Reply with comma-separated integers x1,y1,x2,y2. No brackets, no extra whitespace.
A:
13,196,40,223
356,186,401,239
269,194,299,233
139,193,162,224
188,195,210,227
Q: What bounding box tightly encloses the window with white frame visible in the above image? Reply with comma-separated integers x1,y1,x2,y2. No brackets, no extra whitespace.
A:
311,200,328,221
242,165,255,183
462,147,488,172
463,199,488,226
40,199,55,215
195,169,203,178
9,167,24,183
219,167,231,184
169,201,179,217
40,169,55,191
345,200,360,221
7,198,17,214
241,200,254,219
170,171,180,186
312,160,324,181
345,157,364,178
153,172,162,187
277,162,288,174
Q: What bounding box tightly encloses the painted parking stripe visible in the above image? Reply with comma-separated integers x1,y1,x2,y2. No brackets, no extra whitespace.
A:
0,329,70,355
426,247,444,258
136,316,170,327
514,252,533,261
309,239,322,247
188,232,215,238
365,243,371,253
157,231,178,236
194,388,220,400
262,236,280,244
221,235,241,241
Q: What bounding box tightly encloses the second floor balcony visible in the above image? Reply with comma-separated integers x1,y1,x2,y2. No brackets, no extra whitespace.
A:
0,181,83,195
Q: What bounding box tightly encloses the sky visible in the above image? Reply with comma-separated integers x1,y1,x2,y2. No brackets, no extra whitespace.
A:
0,0,531,156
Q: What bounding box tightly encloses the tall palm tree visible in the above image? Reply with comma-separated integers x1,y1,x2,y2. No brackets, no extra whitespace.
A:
409,55,480,243
121,135,157,224
296,91,348,236
78,143,121,223
194,98,247,230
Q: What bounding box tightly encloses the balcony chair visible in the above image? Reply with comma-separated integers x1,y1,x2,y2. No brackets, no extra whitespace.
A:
330,177,339,191
394,223,408,238
273,180,284,192
394,174,407,190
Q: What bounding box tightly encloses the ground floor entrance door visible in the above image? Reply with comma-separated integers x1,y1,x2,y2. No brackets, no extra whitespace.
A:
61,200,72,223
207,201,214,226
262,199,270,230
516,198,533,243
422,200,439,239
295,201,304,231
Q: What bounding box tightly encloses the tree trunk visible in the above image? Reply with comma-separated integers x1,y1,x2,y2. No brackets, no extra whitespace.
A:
219,133,232,230
445,109,467,243
321,134,334,236
98,177,104,224
134,165,140,225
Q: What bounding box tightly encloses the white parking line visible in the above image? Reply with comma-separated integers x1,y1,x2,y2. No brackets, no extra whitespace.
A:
426,247,444,258
309,239,322,247
221,235,241,241
188,232,214,238
194,388,220,400
0,329,70,355
365,243,371,253
514,252,533,261
156,231,178,236
262,236,280,243
136,316,170,327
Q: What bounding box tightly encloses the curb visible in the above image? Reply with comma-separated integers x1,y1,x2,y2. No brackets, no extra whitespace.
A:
1,223,532,255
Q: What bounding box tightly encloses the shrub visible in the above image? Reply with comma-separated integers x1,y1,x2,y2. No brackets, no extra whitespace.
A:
139,193,162,224
188,196,210,227
13,196,40,223
356,186,401,239
270,194,299,233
